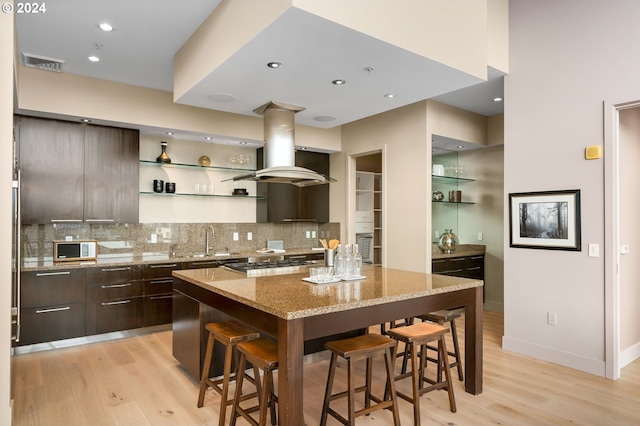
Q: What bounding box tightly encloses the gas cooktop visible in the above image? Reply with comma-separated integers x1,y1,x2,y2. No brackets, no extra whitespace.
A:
224,258,317,277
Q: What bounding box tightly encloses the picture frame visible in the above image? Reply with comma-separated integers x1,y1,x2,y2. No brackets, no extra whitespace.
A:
509,189,581,251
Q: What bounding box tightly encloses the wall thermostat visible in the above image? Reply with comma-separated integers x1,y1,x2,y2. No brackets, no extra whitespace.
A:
585,145,602,160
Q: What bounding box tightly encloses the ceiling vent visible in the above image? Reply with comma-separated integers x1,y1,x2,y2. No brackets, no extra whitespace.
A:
22,52,65,72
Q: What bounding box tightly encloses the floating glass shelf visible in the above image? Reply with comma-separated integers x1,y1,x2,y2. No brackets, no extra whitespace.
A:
139,160,256,173
140,191,264,199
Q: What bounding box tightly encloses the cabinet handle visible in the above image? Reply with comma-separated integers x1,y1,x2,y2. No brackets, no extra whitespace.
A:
470,256,484,260
101,300,131,306
85,219,115,222
101,267,131,272
150,279,173,285
466,267,482,271
36,271,71,277
446,269,464,273
101,283,132,289
150,264,177,269
287,255,307,260
36,306,70,314
150,295,173,300
50,219,82,223
450,259,466,263
191,261,217,266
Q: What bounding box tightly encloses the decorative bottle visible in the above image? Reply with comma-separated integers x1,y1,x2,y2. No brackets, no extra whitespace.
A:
438,229,459,254
344,244,354,278
156,141,171,163
353,244,362,277
334,245,345,277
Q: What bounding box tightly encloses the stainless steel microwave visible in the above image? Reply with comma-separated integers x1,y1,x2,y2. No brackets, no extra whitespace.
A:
53,240,98,262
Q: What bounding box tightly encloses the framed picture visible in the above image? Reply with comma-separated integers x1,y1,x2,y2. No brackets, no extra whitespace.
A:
509,189,581,251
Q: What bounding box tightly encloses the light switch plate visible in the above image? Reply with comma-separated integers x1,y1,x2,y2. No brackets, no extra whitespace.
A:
588,243,599,257
247,232,252,241
233,232,239,241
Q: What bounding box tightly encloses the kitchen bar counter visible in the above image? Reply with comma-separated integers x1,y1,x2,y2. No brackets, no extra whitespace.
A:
20,248,325,271
172,265,483,425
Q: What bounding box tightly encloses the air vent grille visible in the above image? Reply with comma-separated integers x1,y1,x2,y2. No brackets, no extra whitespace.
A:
22,52,65,72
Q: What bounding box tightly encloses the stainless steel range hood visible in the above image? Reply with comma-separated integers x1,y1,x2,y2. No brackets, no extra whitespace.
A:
229,101,335,187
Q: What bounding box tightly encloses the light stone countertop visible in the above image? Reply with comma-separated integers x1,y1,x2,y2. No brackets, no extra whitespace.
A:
172,265,483,320
432,243,486,259
20,248,325,272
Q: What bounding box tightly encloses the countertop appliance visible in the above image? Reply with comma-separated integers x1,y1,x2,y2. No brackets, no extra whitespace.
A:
53,240,98,262
224,255,320,277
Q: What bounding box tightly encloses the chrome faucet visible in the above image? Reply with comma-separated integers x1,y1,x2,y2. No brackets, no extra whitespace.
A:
205,225,215,256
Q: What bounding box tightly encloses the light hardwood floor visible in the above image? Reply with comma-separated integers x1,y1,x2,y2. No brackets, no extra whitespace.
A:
11,311,640,425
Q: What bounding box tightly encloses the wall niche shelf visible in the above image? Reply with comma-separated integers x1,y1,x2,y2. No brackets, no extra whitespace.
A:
139,160,256,173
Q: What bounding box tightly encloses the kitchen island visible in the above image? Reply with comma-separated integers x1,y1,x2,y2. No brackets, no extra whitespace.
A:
172,265,483,426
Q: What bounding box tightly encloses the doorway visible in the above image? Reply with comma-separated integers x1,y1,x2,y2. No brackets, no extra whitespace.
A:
604,99,640,379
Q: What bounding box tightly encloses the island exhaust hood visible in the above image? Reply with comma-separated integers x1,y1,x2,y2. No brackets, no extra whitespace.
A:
228,101,335,187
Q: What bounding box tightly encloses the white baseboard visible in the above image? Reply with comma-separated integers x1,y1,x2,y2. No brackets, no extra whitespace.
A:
620,341,640,368
502,335,606,377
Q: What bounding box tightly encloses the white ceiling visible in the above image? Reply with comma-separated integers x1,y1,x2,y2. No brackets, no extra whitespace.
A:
15,0,504,144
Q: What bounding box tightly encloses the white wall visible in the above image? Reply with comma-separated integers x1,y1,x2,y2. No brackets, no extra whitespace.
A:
504,0,640,375
1,2,14,423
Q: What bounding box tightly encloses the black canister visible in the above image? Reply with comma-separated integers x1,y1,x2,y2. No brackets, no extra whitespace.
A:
153,179,164,193
165,182,176,193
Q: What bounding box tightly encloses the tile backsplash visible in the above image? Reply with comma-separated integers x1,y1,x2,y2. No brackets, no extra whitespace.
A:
22,222,340,259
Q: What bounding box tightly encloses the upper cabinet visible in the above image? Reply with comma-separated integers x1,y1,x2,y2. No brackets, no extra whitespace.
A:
17,115,139,224
84,124,139,223
256,149,330,223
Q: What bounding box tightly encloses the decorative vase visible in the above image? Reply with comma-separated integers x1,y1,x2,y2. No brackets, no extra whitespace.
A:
438,229,459,254
156,141,171,163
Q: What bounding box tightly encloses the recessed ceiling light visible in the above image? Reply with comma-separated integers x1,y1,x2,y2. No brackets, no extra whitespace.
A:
313,115,337,122
166,132,174,135
99,23,114,32
88,55,100,62
208,93,236,103
205,136,213,141
80,118,91,123
332,79,346,85
493,97,503,102
267,62,282,68
384,93,397,99
239,141,247,145
457,145,464,149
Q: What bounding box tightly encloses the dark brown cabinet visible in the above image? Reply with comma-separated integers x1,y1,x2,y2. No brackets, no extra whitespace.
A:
17,116,85,224
85,265,143,335
20,269,86,345
16,115,139,224
256,149,330,223
84,124,139,223
142,262,182,327
432,254,484,281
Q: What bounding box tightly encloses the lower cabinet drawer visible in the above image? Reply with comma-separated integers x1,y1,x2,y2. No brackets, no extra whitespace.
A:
143,293,173,327
19,302,86,345
85,297,143,335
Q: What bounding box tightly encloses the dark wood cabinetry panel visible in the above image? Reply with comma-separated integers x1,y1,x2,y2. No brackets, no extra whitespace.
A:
17,116,85,224
256,149,330,222
432,254,485,281
141,263,181,327
85,297,143,335
172,289,202,378
20,302,86,345
19,269,86,345
16,115,140,224
21,269,86,308
84,125,139,223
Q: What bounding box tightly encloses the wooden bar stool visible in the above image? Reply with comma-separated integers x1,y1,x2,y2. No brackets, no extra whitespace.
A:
197,321,260,426
320,333,400,426
230,337,279,426
417,308,464,381
386,322,456,426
